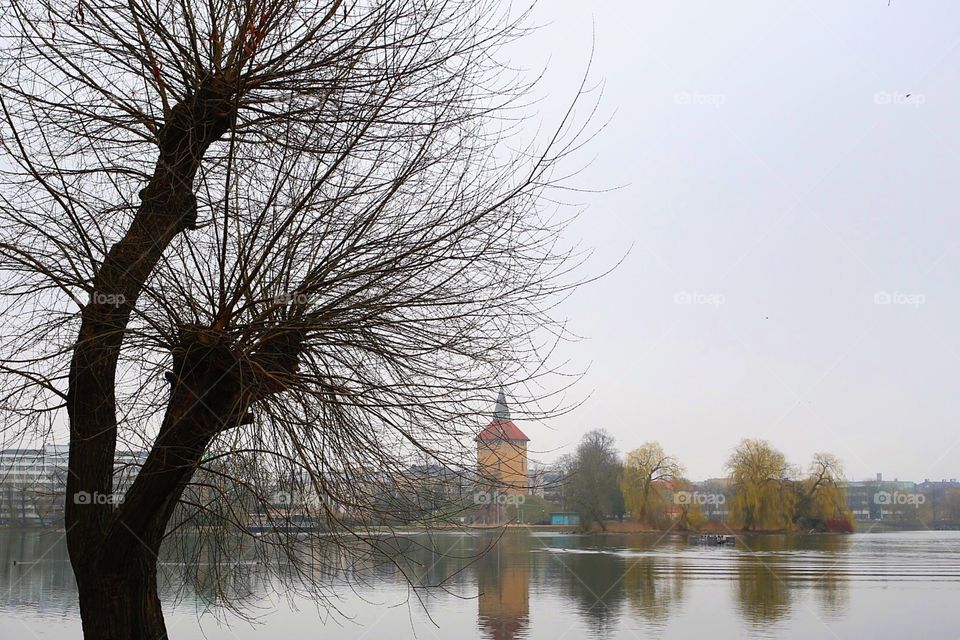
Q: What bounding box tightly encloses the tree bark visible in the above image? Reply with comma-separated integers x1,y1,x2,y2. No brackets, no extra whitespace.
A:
76,541,166,639
65,80,237,639
71,332,248,638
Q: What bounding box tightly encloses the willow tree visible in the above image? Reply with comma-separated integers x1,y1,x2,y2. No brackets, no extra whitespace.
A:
794,453,853,531
0,1,591,637
726,439,796,531
620,441,681,526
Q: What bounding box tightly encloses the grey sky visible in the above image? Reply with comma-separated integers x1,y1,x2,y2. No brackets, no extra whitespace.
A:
514,1,960,482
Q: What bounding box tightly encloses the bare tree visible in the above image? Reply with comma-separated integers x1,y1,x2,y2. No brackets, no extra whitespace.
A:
565,429,623,530
0,0,592,637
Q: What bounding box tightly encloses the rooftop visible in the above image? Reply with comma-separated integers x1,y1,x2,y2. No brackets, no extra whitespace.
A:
476,388,530,443
476,419,529,443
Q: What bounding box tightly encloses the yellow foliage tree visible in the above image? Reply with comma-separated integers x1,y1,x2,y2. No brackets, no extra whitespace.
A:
795,453,853,531
672,478,707,531
727,439,796,531
621,442,682,526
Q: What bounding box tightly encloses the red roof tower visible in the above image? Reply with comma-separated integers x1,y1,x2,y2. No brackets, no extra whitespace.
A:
475,388,529,443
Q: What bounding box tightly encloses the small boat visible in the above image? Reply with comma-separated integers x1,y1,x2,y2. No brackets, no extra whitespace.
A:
688,534,735,546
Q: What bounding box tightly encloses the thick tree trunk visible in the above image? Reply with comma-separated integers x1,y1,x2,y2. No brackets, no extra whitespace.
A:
62,75,305,638
76,548,167,640
65,80,237,638
69,329,248,638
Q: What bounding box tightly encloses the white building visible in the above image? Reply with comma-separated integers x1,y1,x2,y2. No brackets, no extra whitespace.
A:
0,445,148,526
0,445,69,526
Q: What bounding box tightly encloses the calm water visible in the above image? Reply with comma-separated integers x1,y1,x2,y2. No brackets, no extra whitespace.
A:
1,529,958,639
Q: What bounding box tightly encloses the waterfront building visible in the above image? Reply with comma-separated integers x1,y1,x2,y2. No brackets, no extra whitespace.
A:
475,390,530,495
0,445,68,526
0,446,147,526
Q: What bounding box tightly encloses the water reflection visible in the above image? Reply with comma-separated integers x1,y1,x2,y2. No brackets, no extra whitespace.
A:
3,529,958,639
735,555,792,624
733,534,852,626
622,556,685,626
547,544,626,633
477,534,529,639
0,529,74,614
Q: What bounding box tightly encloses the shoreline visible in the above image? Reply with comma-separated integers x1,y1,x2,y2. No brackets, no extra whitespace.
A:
1,521,947,535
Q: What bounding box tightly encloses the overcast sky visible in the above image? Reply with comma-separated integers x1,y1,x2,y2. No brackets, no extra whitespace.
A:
510,1,960,482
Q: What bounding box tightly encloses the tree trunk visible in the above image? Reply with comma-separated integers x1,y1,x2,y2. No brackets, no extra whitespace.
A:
71,331,249,637
63,81,237,638
76,548,166,640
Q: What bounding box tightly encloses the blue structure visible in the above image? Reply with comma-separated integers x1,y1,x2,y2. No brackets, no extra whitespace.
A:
550,512,580,526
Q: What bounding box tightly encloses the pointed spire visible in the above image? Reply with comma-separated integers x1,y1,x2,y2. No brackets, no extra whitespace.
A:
493,387,510,421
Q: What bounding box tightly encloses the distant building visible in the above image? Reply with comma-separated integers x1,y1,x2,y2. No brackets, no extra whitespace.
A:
843,475,920,521
475,389,529,495
406,463,472,504
0,445,147,526
917,478,960,522
843,481,876,520
527,464,566,504
0,445,68,526
918,478,960,490
690,479,731,523
114,449,149,494
653,480,729,523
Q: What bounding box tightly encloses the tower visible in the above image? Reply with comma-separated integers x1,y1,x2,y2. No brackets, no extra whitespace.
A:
476,389,529,495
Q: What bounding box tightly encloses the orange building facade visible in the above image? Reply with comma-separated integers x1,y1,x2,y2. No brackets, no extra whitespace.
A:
475,390,529,495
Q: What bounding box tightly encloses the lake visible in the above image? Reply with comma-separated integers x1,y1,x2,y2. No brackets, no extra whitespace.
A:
1,528,958,639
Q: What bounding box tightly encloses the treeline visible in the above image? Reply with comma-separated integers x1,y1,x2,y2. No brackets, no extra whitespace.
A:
558,430,854,533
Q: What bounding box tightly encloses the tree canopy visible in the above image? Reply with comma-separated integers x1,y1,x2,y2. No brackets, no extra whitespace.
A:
620,441,682,526
563,429,624,530
0,1,593,637
727,439,796,531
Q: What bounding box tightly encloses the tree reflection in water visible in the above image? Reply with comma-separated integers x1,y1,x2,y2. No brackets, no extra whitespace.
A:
543,540,626,634
0,529,859,637
622,556,685,626
734,534,851,626
735,554,792,624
